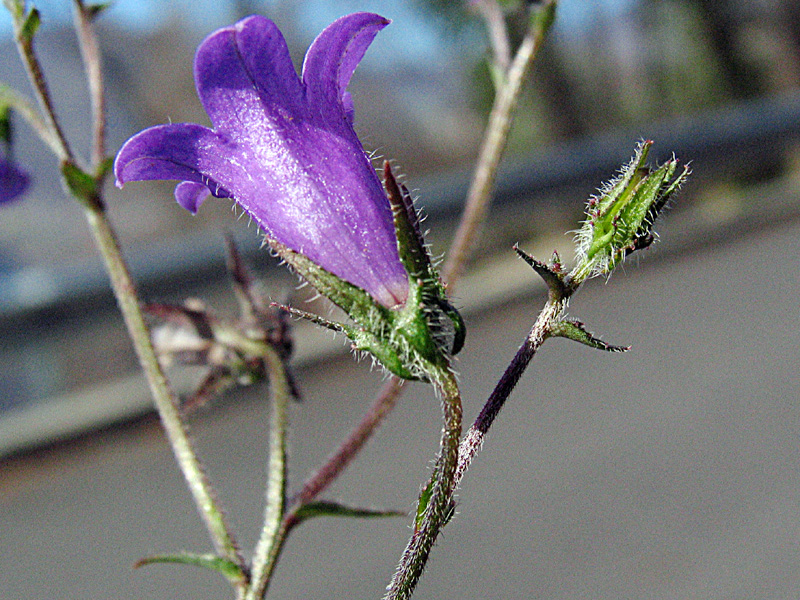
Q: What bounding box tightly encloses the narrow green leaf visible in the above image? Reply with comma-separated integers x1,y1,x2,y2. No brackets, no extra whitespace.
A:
530,0,557,34
295,500,405,525
134,552,246,585
0,106,10,145
60,160,97,204
549,319,629,353
21,7,41,42
87,2,112,18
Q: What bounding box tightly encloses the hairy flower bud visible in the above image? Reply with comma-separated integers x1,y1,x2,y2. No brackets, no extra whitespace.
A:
572,140,689,283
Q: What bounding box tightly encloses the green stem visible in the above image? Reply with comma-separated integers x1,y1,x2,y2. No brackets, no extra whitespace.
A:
384,368,462,600
82,201,245,578
4,0,72,162
442,1,556,289
0,84,62,158
247,347,291,600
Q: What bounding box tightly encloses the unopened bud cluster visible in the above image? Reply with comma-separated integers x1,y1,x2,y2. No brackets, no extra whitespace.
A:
572,140,689,284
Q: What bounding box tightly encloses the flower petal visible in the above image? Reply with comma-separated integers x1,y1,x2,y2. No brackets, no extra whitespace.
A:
114,14,409,309
175,181,212,214
114,123,234,199
195,15,304,134
302,12,389,123
0,153,30,204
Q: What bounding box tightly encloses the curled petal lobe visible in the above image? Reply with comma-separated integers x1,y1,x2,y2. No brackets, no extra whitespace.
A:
175,181,213,214
302,12,390,123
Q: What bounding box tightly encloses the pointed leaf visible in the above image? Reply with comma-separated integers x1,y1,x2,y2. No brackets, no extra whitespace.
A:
294,500,405,525
134,552,246,585
60,160,98,205
514,245,566,298
549,319,629,353
21,7,41,42
87,2,112,18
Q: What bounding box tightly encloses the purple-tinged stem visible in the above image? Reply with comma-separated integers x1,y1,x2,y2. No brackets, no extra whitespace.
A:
296,376,405,506
456,297,563,486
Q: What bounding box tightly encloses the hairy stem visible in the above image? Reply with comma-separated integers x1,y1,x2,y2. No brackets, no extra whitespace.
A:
83,201,245,576
456,297,563,486
247,347,291,600
384,369,462,600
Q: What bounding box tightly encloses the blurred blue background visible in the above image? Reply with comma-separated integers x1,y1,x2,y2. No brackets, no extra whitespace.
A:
2,2,800,599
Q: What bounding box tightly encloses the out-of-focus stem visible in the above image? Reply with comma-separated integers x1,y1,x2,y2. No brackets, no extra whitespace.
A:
4,0,245,579
0,84,61,157
83,201,245,579
442,2,555,289
72,0,106,168
5,0,72,162
247,347,291,600
295,376,405,506
472,0,511,72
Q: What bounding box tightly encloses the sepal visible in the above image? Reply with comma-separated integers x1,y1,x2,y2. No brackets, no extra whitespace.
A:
514,244,566,300
270,166,466,381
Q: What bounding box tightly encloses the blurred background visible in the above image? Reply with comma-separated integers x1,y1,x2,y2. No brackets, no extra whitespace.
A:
2,1,800,598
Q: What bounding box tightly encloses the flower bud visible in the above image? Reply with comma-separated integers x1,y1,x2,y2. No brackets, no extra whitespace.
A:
572,140,689,284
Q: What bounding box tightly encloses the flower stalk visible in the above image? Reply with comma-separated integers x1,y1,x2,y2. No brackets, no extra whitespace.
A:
442,0,557,288
247,345,291,600
385,367,462,600
3,0,245,580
